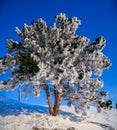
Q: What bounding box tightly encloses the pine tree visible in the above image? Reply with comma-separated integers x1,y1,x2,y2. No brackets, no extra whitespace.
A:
0,13,111,116
99,100,113,110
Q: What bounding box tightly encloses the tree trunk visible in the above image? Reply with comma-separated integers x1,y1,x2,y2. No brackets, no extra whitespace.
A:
53,90,61,116
44,83,61,116
44,83,54,115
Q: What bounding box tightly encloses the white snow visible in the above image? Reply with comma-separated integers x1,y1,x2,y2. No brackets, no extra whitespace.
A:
0,97,117,130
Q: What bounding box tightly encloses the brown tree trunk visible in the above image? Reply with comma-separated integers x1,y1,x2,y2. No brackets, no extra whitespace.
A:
53,90,61,116
44,83,54,115
44,83,61,116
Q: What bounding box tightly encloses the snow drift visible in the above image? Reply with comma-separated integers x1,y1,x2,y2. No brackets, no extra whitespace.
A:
0,97,117,130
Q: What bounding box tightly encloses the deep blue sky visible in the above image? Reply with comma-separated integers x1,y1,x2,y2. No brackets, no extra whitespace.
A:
0,0,117,106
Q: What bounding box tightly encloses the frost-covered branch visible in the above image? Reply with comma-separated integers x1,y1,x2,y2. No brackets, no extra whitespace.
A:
0,13,111,115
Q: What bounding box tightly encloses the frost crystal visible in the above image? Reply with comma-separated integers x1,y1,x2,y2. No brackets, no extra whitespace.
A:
0,13,111,115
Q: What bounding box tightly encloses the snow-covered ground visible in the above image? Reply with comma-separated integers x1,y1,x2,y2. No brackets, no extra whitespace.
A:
0,96,117,130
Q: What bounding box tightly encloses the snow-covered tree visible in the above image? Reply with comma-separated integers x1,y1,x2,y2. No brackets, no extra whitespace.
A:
0,13,111,116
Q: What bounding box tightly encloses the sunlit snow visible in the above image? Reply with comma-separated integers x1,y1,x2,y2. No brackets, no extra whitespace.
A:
0,96,116,130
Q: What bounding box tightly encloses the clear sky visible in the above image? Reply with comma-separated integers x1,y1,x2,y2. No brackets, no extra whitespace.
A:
0,0,117,106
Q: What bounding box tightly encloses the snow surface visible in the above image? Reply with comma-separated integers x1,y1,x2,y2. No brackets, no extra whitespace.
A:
0,96,117,130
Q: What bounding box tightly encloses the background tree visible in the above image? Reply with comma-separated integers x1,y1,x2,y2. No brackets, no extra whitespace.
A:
0,13,111,116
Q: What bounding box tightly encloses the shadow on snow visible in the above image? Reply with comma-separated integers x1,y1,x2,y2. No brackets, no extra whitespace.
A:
0,98,83,122
0,99,48,117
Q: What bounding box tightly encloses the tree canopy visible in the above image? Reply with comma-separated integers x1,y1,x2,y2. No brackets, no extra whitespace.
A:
0,13,111,116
